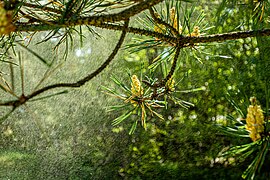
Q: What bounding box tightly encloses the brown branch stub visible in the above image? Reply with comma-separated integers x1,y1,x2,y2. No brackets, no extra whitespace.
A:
0,94,27,107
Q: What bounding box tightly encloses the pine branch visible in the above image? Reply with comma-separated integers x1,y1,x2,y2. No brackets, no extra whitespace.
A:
98,24,270,46
15,19,270,47
0,19,129,107
95,23,177,45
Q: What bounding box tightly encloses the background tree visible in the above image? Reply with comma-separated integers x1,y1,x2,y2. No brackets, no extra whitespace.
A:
1,0,270,179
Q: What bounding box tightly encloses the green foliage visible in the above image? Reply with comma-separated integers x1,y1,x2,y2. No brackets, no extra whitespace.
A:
1,0,270,179
116,109,243,179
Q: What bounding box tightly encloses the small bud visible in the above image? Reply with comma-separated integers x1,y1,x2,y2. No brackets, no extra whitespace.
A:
190,26,200,37
166,77,175,92
131,75,143,96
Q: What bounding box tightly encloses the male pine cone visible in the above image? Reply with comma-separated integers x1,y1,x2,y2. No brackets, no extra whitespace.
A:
246,97,265,142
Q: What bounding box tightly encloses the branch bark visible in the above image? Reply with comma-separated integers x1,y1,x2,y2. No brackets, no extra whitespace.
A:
177,29,270,45
16,21,270,47
93,23,270,46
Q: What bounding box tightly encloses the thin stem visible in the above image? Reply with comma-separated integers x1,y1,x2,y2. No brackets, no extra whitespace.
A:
9,62,14,91
18,53,24,95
